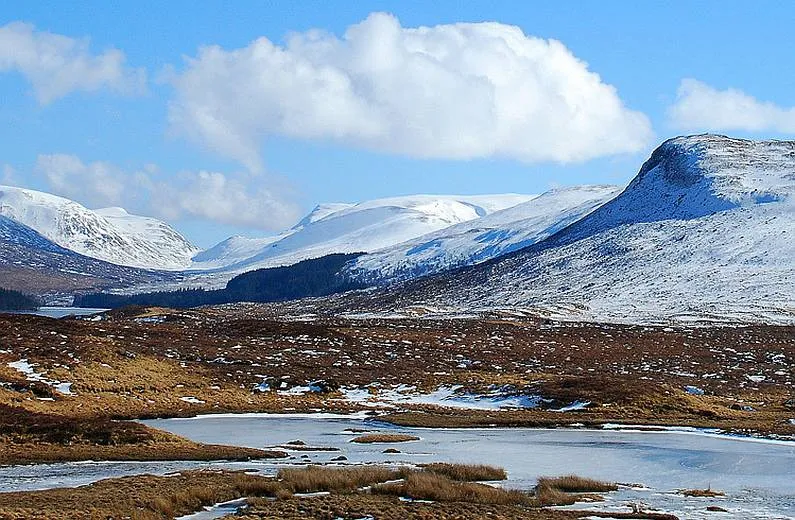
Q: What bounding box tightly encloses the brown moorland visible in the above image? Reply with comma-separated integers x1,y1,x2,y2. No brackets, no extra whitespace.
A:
0,306,793,465
0,464,677,520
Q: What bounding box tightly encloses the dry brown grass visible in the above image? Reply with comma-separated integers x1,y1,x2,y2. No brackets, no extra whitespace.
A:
0,470,279,520
350,433,420,443
374,472,534,506
680,487,725,497
537,475,618,493
423,462,507,481
277,465,409,493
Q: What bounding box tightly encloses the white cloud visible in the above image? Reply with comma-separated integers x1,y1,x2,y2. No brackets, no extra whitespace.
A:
168,12,652,172
34,154,300,231
35,154,127,207
669,79,795,133
147,170,300,229
1,165,19,186
0,21,145,104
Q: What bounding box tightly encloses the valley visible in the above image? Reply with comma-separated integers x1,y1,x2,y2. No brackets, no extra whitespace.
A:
2,135,795,519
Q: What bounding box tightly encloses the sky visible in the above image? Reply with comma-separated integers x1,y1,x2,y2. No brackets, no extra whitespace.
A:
1,1,795,247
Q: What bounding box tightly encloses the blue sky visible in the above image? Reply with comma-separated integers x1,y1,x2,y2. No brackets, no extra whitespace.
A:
1,1,794,247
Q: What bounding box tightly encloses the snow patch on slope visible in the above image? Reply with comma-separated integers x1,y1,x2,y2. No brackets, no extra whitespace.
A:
190,235,279,269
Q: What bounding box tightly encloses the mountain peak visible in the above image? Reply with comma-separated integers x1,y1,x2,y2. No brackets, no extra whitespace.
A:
0,185,198,270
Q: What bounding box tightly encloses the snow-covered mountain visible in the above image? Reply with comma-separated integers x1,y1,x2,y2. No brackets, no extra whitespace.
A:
0,186,199,270
190,235,279,269
192,194,536,274
0,215,174,294
343,185,620,284
379,135,795,324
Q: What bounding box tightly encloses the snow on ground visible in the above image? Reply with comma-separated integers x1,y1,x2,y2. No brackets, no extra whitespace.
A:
179,396,205,404
411,135,795,325
340,384,544,410
179,194,537,286
6,359,74,395
345,185,619,285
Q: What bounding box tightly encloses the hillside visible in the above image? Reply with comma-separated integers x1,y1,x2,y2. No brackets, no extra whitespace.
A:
0,215,175,295
0,186,199,270
359,135,795,324
189,194,535,276
344,185,620,284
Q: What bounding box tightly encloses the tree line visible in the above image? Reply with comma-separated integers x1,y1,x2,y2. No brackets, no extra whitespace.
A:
0,288,39,311
76,253,366,309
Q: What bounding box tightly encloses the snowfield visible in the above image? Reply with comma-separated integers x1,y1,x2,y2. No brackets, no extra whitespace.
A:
344,185,619,284
399,135,795,324
186,193,537,283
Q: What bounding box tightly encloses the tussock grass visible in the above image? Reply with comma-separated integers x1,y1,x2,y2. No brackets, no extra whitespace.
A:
422,463,507,481
537,475,618,493
680,487,725,497
535,484,577,506
350,433,420,443
373,472,533,506
277,465,409,493
0,470,279,520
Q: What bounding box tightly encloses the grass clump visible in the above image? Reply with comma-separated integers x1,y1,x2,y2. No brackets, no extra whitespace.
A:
373,472,532,506
277,465,408,493
537,475,618,493
680,487,725,497
350,433,420,443
422,463,507,482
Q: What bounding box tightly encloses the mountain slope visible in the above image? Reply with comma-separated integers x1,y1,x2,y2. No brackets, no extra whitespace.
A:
343,185,620,284
375,135,795,324
192,194,535,274
0,216,173,294
0,186,199,269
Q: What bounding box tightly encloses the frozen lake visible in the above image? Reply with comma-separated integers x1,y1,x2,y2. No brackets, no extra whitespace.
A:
2,413,794,519
4,307,107,319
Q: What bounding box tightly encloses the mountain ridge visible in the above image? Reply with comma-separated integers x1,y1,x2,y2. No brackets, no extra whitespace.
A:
0,185,199,270
363,134,795,324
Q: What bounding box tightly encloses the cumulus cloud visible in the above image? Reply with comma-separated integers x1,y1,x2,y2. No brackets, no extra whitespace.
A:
34,154,300,231
35,154,127,207
168,12,652,172
669,79,795,133
0,21,145,104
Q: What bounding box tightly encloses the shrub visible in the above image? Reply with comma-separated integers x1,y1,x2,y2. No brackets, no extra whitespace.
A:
537,475,617,493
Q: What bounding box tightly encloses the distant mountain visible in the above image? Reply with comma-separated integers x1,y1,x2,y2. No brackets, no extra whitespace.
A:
192,194,536,274
343,185,620,285
0,215,174,295
379,135,795,324
189,235,279,269
0,186,199,270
